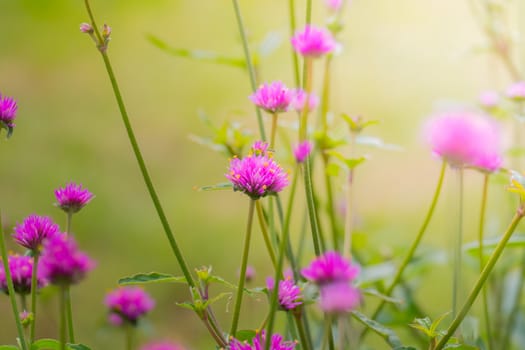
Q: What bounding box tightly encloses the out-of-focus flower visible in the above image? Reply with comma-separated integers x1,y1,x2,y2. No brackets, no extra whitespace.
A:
319,282,361,313
228,331,297,350
105,286,155,326
140,341,186,350
266,276,302,311
0,255,45,295
0,93,18,136
13,215,60,252
250,81,293,114
39,234,94,286
326,0,344,12
506,81,525,101
294,141,312,164
302,251,359,285
291,25,336,58
79,23,94,34
478,90,500,108
54,182,94,214
237,265,256,283
290,89,319,113
226,142,289,199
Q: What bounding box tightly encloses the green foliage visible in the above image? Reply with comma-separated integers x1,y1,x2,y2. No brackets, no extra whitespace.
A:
29,339,91,350
234,330,257,342
118,272,186,285
351,311,408,348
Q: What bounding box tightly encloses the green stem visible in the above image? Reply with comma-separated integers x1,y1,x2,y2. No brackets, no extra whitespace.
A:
255,200,278,269
270,113,278,149
60,286,67,350
299,59,313,141
64,213,75,343
231,0,267,141
304,158,321,256
343,133,357,258
230,199,256,337
29,254,39,344
83,0,195,289
305,0,312,26
283,167,301,280
295,313,313,350
288,0,301,87
363,161,446,337
125,324,133,350
500,250,525,349
0,213,28,350
323,155,339,251
478,174,493,350
434,209,524,350
452,168,465,318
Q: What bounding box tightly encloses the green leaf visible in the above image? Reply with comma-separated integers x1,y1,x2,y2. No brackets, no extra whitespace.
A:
351,311,403,348
30,339,60,350
118,272,186,285
235,330,257,342
0,346,20,350
355,135,403,151
67,345,92,350
463,234,525,256
147,35,245,68
362,288,402,305
203,292,232,308
195,182,234,192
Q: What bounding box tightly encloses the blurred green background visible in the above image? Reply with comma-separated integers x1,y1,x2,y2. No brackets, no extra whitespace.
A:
1,0,525,348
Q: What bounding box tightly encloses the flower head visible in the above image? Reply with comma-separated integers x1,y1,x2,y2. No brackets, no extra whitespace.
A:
228,331,297,350
140,341,186,350
478,90,500,108
13,215,60,252
105,286,155,326
0,93,18,136
237,265,256,283
319,282,361,313
250,81,293,114
294,141,312,164
266,276,302,311
326,0,344,12
506,81,525,101
425,111,502,169
226,142,289,199
290,89,319,113
54,182,94,214
291,25,336,58
79,23,94,33
302,251,359,285
39,234,94,286
0,255,46,295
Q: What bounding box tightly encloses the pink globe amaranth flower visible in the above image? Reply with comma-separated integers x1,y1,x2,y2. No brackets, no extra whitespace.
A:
319,282,361,314
506,81,525,101
326,0,344,11
302,251,359,285
290,89,319,113
228,331,297,350
54,182,94,214
266,276,302,311
479,90,500,108
13,215,60,252
39,234,95,286
249,81,293,114
291,25,336,58
425,112,502,169
0,93,18,130
105,286,155,326
294,141,312,164
226,142,289,200
0,255,46,295
141,341,186,350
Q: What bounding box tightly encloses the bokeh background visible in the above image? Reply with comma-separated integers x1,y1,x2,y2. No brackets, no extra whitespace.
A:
1,0,525,348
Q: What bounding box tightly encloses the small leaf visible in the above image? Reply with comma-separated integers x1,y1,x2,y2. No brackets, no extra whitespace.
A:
351,311,403,348
362,288,402,305
30,339,60,350
235,330,257,342
325,162,341,177
0,346,20,350
67,344,92,350
463,234,525,256
204,292,233,308
355,135,403,151
195,182,234,192
118,272,186,285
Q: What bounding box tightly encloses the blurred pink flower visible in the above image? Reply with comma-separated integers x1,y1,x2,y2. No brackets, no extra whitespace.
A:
13,215,60,252
0,255,46,295
249,81,293,114
266,276,302,311
478,90,500,108
290,89,319,112
105,286,155,326
294,141,313,164
0,93,17,129
326,0,344,11
141,341,186,350
319,282,361,313
302,251,359,285
291,25,336,58
228,331,296,350
506,81,525,101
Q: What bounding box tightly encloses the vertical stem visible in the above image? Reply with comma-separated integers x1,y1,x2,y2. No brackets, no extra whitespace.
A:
83,0,195,289
294,313,313,350
452,168,464,318
255,200,278,269
60,286,67,350
270,113,278,150
29,254,39,344
303,158,322,257
0,213,28,350
231,0,267,141
64,213,75,343
299,59,313,141
288,0,301,87
230,199,256,337
305,0,312,25
478,174,493,350
125,324,133,350
343,134,357,258
434,210,524,350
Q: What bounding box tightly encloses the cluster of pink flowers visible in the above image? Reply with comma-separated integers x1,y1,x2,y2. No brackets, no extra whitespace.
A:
302,251,361,313
226,142,289,199
266,276,302,311
425,111,502,172
105,286,155,326
0,255,45,295
54,182,94,214
13,215,60,252
228,331,297,350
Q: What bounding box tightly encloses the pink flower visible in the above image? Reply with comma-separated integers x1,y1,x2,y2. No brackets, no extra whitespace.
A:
302,251,359,285
228,331,297,350
425,112,502,170
105,286,155,326
0,93,18,135
0,255,46,295
140,341,186,350
290,89,319,113
294,141,312,164
506,81,525,101
250,81,293,114
291,25,336,58
319,282,361,313
39,234,95,286
54,182,94,214
13,215,60,252
226,142,289,199
79,23,94,34
478,90,500,108
266,276,302,311
326,0,344,11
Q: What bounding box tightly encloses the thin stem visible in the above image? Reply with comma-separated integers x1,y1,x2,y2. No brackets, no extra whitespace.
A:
270,113,278,150
60,286,67,350
83,0,195,289
478,174,493,350
0,213,28,350
452,168,465,318
305,0,312,25
255,200,278,269
363,161,446,337
303,158,321,256
500,250,525,349
299,59,313,141
230,199,256,337
66,212,72,235
231,0,267,141
434,209,524,350
20,294,27,311
288,0,301,87
125,324,133,350
64,213,75,343
29,254,39,344
343,133,357,258
203,313,227,348
323,155,339,251
295,313,313,350
283,167,301,280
